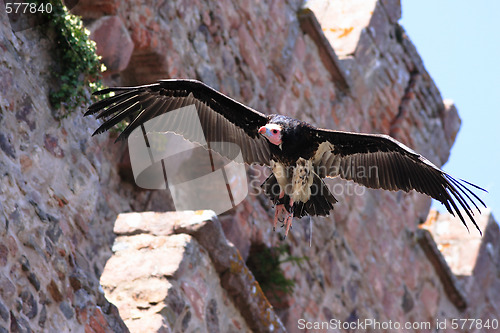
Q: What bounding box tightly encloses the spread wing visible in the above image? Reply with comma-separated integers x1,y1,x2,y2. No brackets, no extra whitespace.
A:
313,129,487,234
85,79,271,165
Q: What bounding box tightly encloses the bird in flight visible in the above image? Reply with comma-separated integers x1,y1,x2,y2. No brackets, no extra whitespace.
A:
85,79,486,238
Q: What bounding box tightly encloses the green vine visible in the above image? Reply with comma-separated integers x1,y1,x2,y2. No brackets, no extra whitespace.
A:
33,0,107,116
246,243,306,303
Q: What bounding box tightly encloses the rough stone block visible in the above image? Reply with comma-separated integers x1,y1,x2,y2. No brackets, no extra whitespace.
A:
102,211,286,332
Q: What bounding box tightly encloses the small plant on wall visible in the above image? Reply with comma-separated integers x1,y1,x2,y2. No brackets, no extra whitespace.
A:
30,0,107,117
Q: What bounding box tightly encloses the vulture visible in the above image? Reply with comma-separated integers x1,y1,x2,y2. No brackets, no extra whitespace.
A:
85,79,486,238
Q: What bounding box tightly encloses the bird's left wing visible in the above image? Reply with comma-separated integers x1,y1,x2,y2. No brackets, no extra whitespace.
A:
312,129,486,233
85,79,271,165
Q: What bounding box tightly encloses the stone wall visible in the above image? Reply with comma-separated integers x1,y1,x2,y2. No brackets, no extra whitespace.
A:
0,1,131,331
0,0,498,332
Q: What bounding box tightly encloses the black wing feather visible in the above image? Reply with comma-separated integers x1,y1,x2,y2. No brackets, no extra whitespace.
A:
86,79,271,165
314,129,486,234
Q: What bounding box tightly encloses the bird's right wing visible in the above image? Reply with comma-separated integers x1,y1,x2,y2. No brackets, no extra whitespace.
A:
85,79,271,165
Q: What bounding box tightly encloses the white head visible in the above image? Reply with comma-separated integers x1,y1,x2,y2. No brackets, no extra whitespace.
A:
258,124,282,145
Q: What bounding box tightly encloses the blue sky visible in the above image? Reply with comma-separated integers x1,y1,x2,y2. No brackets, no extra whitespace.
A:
400,0,500,219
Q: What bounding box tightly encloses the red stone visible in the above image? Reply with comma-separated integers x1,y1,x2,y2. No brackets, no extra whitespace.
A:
0,245,8,267
47,280,63,303
88,315,106,333
238,25,267,83
44,134,64,158
70,0,119,19
7,236,17,258
419,282,439,319
0,273,15,302
89,16,134,75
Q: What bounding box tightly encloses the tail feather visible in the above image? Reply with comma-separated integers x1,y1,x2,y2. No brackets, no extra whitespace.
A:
261,173,337,218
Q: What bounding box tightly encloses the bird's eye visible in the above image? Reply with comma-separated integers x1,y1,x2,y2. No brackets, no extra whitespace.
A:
272,129,278,134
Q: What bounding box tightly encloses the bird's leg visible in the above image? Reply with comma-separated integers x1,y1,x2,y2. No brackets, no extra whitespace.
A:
273,191,286,231
283,198,294,239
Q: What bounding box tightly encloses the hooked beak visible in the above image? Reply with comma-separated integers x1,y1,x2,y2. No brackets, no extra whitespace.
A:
258,126,267,135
